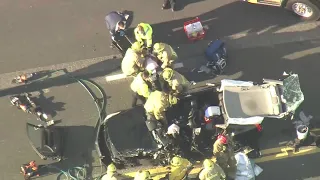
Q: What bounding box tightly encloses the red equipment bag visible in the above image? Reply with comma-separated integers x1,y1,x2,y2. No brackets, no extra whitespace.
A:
183,17,206,41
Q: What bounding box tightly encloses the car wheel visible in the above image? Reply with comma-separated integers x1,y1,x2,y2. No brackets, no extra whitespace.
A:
286,0,320,21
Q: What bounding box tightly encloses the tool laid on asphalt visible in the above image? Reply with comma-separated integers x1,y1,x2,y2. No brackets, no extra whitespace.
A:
12,73,37,84
9,93,57,126
20,160,40,180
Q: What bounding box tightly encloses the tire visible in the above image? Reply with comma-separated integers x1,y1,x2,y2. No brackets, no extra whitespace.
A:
286,0,320,21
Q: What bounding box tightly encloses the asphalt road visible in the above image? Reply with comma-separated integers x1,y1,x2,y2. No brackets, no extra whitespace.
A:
1,39,318,179
1,0,320,179
0,0,303,73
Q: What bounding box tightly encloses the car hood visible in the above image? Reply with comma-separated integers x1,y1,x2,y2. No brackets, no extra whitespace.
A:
103,107,158,161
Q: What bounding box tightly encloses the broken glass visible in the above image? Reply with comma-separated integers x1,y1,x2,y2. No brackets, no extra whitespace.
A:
283,74,304,112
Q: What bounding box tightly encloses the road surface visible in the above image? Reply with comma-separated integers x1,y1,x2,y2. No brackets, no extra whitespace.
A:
1,0,320,179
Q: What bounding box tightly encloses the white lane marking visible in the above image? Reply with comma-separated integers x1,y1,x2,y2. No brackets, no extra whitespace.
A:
173,62,184,69
105,62,185,82
105,74,128,82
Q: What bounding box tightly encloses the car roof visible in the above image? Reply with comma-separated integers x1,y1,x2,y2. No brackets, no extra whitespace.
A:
223,85,282,118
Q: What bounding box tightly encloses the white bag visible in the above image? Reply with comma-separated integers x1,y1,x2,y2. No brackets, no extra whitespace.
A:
253,164,263,176
235,152,263,180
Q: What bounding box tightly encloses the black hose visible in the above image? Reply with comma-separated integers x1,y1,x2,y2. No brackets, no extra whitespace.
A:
66,75,107,179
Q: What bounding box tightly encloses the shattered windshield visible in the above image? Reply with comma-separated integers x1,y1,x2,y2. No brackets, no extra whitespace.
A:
283,74,304,112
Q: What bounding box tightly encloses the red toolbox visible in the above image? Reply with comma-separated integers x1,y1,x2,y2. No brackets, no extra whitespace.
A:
183,17,206,41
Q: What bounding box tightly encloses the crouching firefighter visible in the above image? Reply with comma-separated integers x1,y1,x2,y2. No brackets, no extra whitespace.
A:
153,43,178,68
130,71,153,107
167,156,192,180
213,135,237,180
161,68,190,95
134,23,153,52
199,159,226,180
144,90,178,127
121,42,145,76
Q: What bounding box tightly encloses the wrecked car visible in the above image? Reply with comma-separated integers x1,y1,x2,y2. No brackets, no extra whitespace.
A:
97,73,304,167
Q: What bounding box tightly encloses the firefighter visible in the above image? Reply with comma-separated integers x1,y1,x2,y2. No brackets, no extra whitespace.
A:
134,170,152,180
130,71,152,107
153,43,178,68
213,135,237,180
101,163,118,180
105,11,129,45
144,90,178,127
168,156,192,180
134,23,153,51
161,68,190,95
121,42,145,76
199,159,226,180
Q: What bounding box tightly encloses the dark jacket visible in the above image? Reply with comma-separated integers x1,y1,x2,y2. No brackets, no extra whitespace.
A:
105,11,125,35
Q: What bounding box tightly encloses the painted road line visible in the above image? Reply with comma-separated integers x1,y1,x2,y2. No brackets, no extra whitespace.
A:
105,74,127,82
122,145,320,178
105,62,185,82
255,145,319,163
124,163,202,179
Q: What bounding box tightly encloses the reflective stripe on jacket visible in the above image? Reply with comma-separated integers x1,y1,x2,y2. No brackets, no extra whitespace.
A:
144,91,169,120
130,73,151,98
134,23,153,48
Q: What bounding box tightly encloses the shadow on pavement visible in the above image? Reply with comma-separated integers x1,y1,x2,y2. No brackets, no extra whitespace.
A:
174,0,205,11
125,1,300,46
0,57,121,97
37,125,103,179
35,90,66,118
123,10,134,28
0,1,318,99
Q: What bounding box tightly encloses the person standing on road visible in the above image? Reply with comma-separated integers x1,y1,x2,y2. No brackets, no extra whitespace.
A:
105,11,129,45
162,0,176,11
134,170,152,180
153,42,178,69
168,156,192,180
160,68,190,95
199,159,226,180
134,23,153,52
213,135,237,180
130,71,153,107
144,90,178,127
121,42,145,76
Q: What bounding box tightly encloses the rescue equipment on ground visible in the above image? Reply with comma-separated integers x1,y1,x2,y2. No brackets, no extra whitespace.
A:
205,39,227,75
20,160,40,180
12,73,36,84
184,17,205,41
